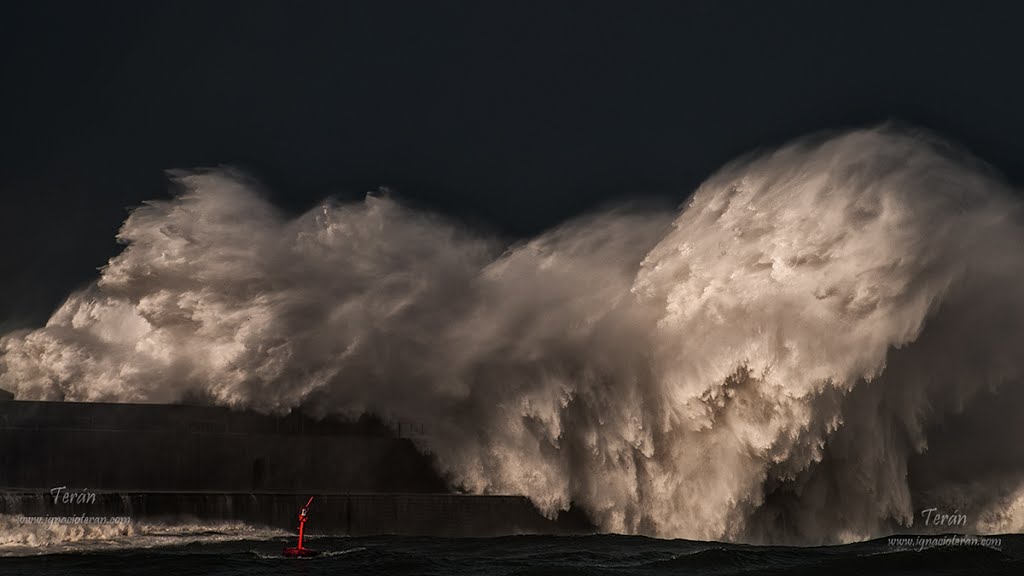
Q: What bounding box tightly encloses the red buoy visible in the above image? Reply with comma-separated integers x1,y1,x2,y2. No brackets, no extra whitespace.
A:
283,496,320,557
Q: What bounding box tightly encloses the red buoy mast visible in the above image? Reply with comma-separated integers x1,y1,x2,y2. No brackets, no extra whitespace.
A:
283,496,319,557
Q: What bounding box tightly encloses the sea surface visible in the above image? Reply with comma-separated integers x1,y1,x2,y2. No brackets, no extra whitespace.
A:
2,531,1023,576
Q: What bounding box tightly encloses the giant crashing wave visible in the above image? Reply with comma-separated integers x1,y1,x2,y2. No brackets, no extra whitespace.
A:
2,126,1023,544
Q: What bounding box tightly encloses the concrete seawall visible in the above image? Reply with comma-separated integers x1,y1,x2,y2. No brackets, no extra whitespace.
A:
0,400,595,536
0,400,446,493
0,491,593,536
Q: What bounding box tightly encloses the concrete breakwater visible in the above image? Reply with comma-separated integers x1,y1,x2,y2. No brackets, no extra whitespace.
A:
1,491,592,536
0,400,593,536
0,400,446,493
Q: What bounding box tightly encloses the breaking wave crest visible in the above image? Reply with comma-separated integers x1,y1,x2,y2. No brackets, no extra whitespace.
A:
3,126,1024,544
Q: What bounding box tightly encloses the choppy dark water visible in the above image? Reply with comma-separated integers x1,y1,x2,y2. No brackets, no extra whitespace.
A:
2,533,1022,576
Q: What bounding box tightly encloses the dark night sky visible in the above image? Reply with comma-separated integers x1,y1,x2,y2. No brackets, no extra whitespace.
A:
2,0,1023,328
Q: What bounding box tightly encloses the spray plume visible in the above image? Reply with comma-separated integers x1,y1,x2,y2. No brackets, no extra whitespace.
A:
2,127,1023,543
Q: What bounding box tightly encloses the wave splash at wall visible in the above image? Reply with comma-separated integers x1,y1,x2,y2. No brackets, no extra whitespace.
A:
2,127,1023,544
